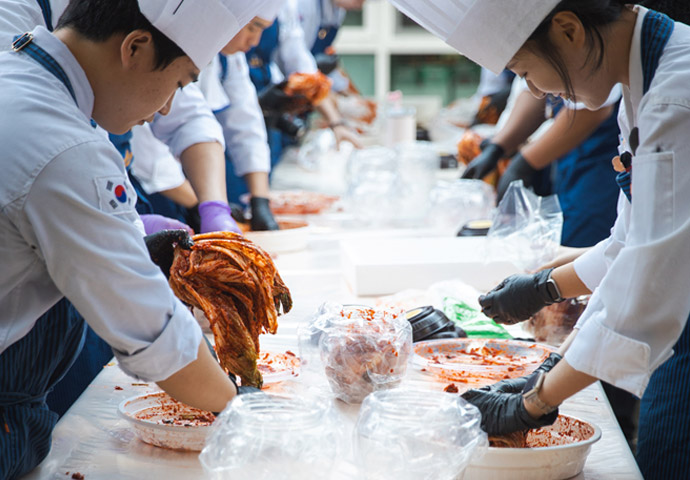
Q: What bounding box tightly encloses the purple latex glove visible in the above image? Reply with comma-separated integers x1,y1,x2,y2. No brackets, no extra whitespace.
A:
198,201,241,234
141,214,193,235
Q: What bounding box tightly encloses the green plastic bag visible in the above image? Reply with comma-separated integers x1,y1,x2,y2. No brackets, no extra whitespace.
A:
443,297,512,339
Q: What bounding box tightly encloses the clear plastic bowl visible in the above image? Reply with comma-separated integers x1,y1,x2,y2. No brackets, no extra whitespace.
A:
307,304,413,404
199,393,340,480
355,389,487,480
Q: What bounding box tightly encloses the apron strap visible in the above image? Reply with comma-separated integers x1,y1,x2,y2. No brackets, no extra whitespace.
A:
617,9,675,203
35,0,53,32
12,33,77,104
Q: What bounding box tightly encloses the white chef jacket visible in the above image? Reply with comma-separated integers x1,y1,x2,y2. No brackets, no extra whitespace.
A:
0,0,225,195
130,123,187,194
566,6,690,397
0,27,202,382
270,0,318,83
199,53,271,177
129,83,225,195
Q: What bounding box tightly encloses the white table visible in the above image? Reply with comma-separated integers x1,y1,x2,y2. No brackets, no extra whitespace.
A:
23,226,642,479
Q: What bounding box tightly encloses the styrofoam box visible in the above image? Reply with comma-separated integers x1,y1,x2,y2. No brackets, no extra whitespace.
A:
340,236,519,296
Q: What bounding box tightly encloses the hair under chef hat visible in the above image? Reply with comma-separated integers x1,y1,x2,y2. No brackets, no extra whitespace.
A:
138,0,282,69
388,0,561,74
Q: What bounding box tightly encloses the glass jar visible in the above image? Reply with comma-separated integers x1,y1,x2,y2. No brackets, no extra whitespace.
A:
355,389,487,480
200,393,340,480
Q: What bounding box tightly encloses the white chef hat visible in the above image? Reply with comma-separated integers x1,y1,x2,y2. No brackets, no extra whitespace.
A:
138,0,283,69
389,0,561,74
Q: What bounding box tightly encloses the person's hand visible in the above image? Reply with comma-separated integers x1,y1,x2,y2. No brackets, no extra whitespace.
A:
250,197,279,231
315,52,339,75
198,201,242,234
461,386,558,436
479,268,563,325
471,85,512,127
496,152,538,203
144,229,194,277
140,214,193,235
258,81,310,115
484,352,563,394
461,142,505,179
331,123,363,149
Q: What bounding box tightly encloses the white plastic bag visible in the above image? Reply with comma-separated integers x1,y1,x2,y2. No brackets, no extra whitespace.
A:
487,180,563,272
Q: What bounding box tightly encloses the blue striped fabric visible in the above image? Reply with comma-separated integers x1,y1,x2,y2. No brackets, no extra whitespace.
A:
0,299,86,480
616,171,632,202
35,0,52,31
637,315,690,479
641,10,674,95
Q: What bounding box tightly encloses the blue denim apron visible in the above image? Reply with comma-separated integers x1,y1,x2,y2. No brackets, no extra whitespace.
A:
549,100,620,247
310,0,340,57
629,10,690,478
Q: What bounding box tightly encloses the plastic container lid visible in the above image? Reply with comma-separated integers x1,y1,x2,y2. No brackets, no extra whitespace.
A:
406,306,466,342
457,219,492,237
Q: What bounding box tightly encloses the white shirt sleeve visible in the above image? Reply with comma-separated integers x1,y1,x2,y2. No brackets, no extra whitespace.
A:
149,83,225,157
130,124,187,194
573,194,629,292
565,100,690,397
24,141,202,382
216,53,271,176
198,57,231,113
274,0,318,76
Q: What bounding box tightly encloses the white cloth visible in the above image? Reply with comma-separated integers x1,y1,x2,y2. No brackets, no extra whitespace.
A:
271,0,318,83
388,0,560,74
148,83,225,158
565,7,690,397
138,0,283,69
130,124,187,194
0,27,202,382
201,53,271,176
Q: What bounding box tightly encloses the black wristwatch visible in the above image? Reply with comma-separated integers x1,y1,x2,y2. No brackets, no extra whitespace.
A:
542,269,565,303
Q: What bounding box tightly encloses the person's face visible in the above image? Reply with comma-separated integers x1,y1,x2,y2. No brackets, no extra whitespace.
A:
92,30,199,134
334,0,366,10
221,17,273,55
506,12,616,110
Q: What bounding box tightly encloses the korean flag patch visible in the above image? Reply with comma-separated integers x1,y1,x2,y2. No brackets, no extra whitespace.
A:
95,176,136,214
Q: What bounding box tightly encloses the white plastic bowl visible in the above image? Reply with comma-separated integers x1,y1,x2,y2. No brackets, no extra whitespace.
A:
118,392,214,451
464,414,602,480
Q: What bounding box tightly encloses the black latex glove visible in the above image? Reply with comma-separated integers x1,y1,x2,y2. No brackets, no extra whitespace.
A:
496,152,539,203
258,81,310,115
479,268,563,325
250,197,280,231
203,337,262,404
471,85,512,127
144,229,194,278
461,142,505,179
484,352,563,394
461,386,558,436
315,52,339,75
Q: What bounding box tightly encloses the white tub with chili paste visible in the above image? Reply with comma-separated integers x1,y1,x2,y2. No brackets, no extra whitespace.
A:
464,414,602,480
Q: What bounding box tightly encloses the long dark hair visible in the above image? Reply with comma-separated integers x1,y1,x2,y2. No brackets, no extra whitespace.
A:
525,0,628,102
